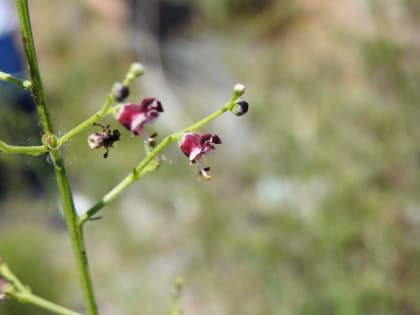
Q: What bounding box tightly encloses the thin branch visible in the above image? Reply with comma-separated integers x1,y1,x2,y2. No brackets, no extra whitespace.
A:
0,70,32,90
57,62,145,147
14,293,83,315
78,88,241,226
0,140,46,155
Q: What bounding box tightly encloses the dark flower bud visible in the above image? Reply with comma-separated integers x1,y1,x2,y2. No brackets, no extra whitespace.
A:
232,101,249,116
113,83,130,102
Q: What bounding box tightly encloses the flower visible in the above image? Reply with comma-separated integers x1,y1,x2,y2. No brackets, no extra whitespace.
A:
116,98,163,141
87,123,120,158
179,132,222,180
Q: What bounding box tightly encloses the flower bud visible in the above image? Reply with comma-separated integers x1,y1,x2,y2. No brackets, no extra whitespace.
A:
42,132,58,149
23,80,32,90
113,83,130,102
129,62,145,77
232,100,249,116
233,83,245,97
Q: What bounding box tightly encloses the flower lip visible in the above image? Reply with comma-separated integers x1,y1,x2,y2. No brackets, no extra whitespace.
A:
88,133,105,149
117,98,163,137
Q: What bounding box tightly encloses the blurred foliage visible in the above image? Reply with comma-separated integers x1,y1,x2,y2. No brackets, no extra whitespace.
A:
1,0,420,315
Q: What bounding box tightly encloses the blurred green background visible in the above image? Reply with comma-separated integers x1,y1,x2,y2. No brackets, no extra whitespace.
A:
1,0,420,314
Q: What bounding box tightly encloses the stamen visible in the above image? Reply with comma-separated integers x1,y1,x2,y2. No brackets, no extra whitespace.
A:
196,160,212,180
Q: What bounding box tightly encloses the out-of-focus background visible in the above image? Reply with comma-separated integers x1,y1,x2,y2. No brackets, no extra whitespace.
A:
1,0,420,314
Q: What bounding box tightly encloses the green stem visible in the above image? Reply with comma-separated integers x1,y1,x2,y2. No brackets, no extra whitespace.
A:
16,1,98,315
182,100,233,133
169,277,184,315
79,95,240,226
57,94,114,146
78,135,176,226
15,292,83,315
16,0,52,132
0,261,27,293
0,70,32,90
49,150,98,315
0,140,46,155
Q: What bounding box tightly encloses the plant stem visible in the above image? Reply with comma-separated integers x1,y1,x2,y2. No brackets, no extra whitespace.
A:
169,277,184,315
0,70,32,90
182,101,232,133
15,0,51,132
0,261,27,293
78,135,176,226
0,140,46,155
49,149,98,315
79,95,240,225
16,1,98,315
15,292,83,315
57,94,114,146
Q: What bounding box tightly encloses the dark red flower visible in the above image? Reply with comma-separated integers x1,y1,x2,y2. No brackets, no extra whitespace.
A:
179,132,222,180
116,98,163,140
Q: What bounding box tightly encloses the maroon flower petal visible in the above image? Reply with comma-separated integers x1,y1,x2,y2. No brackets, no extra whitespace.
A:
117,98,164,137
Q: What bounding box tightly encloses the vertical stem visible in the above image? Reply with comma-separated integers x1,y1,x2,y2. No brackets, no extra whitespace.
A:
15,0,51,132
15,1,98,315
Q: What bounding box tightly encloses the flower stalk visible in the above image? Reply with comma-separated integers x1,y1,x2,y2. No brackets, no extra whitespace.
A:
170,277,184,315
0,140,46,155
78,86,244,226
16,1,98,315
14,292,83,315
0,70,32,90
